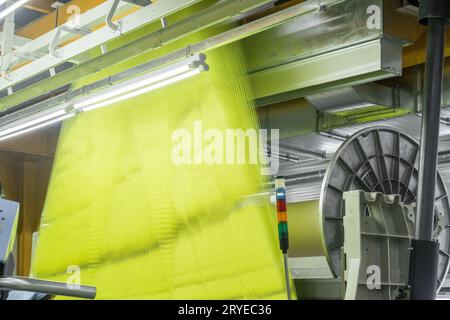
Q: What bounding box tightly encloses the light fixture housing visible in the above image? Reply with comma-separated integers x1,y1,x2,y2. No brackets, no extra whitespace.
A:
0,103,74,141
73,54,209,112
0,54,208,140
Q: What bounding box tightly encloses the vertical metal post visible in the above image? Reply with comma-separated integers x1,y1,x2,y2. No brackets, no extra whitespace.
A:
416,19,446,241
283,253,291,300
410,0,450,300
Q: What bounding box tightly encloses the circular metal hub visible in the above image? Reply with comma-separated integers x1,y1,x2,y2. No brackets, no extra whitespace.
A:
319,127,450,288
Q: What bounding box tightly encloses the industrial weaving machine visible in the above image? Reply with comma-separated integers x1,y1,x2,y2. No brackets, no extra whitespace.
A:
0,0,447,301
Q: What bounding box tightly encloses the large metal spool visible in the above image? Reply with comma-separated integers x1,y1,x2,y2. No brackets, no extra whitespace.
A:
288,127,450,289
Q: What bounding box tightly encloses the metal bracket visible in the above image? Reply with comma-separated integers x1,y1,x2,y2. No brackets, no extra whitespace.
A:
12,47,43,61
107,0,152,31
161,17,168,28
106,0,123,32
49,26,91,58
122,0,151,6
100,44,108,55
316,0,327,12
0,56,12,80
185,45,192,58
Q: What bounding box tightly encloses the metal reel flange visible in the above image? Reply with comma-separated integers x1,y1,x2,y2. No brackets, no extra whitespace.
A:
319,127,450,290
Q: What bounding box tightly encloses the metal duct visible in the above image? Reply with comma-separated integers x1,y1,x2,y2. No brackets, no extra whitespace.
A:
363,57,450,113
303,55,450,115
305,83,397,113
246,0,405,106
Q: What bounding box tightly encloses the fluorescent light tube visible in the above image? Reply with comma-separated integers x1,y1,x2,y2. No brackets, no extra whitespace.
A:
0,109,66,137
0,0,31,21
74,54,208,112
0,54,208,140
0,113,74,141
74,64,193,110
0,102,72,140
82,69,202,112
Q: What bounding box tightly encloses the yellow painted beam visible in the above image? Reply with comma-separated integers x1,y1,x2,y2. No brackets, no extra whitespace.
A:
16,0,108,39
23,0,55,14
403,29,450,68
384,0,425,45
382,1,450,68
11,0,138,73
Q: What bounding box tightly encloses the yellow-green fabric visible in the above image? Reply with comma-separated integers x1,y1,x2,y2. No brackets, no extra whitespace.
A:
31,39,291,299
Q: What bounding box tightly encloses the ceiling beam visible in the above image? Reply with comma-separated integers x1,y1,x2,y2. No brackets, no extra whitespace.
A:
23,0,55,14
16,0,108,40
403,29,450,68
